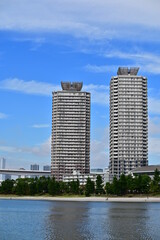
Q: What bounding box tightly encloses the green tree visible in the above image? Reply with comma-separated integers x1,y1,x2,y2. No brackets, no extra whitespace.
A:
126,174,134,193
96,175,104,195
35,176,50,194
28,179,37,195
69,180,80,194
79,185,85,195
1,179,14,194
150,169,160,193
134,175,143,193
112,176,120,195
119,174,127,195
105,182,113,195
85,177,95,196
48,177,60,195
141,175,151,194
14,179,30,195
153,169,160,183
59,181,69,194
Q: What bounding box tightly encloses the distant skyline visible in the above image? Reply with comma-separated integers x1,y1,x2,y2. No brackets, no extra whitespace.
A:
0,0,160,170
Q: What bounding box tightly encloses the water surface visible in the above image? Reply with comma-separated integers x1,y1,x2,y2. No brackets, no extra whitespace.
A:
0,199,160,240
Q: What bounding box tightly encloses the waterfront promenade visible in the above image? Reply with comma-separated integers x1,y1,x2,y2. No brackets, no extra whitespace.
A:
1,196,160,202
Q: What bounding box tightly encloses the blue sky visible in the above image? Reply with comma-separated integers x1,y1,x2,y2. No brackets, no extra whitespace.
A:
0,0,160,170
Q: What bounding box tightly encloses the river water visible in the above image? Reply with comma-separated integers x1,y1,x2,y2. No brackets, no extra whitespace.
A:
0,199,160,240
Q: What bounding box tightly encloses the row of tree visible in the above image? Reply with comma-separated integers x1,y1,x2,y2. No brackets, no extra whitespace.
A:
106,169,160,195
0,169,160,196
0,175,104,197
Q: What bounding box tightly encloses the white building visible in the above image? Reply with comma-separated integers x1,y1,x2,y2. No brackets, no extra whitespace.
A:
109,67,148,180
63,170,104,185
104,167,110,184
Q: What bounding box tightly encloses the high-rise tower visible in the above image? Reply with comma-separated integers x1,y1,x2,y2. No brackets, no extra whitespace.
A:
0,158,6,181
109,67,148,180
51,82,90,181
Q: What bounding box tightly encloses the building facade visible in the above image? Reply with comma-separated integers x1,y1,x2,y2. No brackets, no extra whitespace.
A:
109,67,148,180
0,158,6,182
90,168,103,174
63,170,104,185
30,164,39,171
51,82,90,181
131,165,160,180
43,165,51,171
104,167,110,184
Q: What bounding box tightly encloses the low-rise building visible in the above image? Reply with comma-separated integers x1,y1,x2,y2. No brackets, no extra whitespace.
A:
5,174,11,180
63,170,104,185
131,165,160,179
104,167,110,184
90,168,103,174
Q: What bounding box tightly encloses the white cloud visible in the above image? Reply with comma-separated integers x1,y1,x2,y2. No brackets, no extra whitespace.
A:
13,37,46,51
0,78,60,96
83,84,109,105
0,112,8,119
149,98,160,115
30,137,51,157
4,78,160,110
84,64,117,73
13,37,45,44
0,137,51,157
91,127,109,168
0,145,20,153
91,89,109,105
32,124,50,128
0,0,160,41
0,130,109,169
0,78,109,105
3,78,160,109
83,84,108,91
149,137,160,156
149,117,160,136
106,51,160,74
85,51,160,75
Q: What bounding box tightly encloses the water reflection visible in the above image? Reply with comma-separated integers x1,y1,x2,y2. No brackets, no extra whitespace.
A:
1,200,160,240
106,203,152,240
45,202,160,240
45,201,89,240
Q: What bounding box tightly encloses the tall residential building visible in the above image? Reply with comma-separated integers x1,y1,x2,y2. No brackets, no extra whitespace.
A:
51,82,90,181
30,164,39,171
0,158,6,169
0,158,6,181
43,165,51,171
109,67,148,180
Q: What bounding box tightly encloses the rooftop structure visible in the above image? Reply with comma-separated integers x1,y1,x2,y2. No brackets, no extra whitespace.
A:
61,82,83,91
117,67,139,76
